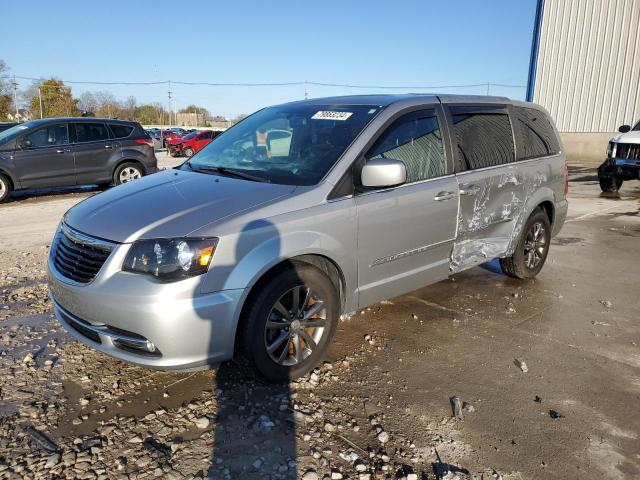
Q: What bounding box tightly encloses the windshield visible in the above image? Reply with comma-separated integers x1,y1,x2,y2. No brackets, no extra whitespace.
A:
0,122,35,144
183,103,381,185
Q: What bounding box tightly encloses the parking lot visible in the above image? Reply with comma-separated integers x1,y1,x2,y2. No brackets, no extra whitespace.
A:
0,159,637,479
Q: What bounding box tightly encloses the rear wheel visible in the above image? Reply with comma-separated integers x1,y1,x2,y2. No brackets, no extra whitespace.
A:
237,264,338,383
0,174,12,203
184,147,194,157
500,208,551,279
114,162,143,185
599,175,623,192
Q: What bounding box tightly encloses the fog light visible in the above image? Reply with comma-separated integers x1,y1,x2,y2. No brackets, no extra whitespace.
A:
145,340,157,353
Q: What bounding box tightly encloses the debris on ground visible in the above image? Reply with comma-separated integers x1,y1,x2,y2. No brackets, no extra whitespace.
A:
514,359,529,373
450,396,464,420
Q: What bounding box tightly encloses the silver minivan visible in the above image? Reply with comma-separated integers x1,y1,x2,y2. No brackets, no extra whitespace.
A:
48,94,568,382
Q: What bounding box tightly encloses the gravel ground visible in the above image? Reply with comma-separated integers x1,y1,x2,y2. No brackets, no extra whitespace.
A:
0,163,639,479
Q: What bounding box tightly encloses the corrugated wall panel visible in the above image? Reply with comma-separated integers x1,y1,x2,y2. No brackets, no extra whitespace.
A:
533,0,640,132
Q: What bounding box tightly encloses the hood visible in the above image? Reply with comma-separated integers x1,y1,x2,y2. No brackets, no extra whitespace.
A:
612,130,640,144
64,169,296,243
169,138,183,146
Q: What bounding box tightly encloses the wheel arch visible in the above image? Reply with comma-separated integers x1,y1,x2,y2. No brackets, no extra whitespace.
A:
0,169,15,190
538,200,555,227
113,158,146,176
233,254,347,354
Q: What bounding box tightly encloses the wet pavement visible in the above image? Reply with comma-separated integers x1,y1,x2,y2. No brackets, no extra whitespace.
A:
0,167,638,479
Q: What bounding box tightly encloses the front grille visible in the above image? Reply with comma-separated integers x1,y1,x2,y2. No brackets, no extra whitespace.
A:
52,225,115,284
616,143,640,160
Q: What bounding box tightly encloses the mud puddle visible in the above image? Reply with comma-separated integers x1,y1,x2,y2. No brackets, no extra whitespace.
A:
55,370,213,439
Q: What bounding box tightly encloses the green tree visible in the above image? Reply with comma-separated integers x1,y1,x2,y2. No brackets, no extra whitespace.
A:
0,60,14,121
28,79,79,118
179,104,210,117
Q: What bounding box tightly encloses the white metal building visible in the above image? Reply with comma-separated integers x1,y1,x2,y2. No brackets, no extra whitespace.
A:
527,0,640,133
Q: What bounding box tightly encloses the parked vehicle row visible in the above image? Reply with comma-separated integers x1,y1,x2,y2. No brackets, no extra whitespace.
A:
47,94,568,382
598,120,640,192
0,118,157,202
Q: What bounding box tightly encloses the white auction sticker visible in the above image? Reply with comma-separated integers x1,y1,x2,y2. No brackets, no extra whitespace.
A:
311,111,353,121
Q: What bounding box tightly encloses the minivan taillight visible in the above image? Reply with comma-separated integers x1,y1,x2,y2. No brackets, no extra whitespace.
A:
563,161,569,195
136,138,154,148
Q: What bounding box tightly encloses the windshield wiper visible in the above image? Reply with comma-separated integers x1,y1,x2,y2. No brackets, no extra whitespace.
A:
190,165,269,183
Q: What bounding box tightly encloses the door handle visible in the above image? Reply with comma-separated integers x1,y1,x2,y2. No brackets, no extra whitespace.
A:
459,184,480,196
105,144,113,149
434,191,456,201
55,149,65,154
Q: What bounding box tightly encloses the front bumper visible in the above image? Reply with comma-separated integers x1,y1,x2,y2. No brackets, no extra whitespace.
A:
48,246,245,371
598,158,640,181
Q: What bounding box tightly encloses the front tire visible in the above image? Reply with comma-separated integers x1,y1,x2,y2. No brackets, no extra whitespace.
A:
237,264,339,383
184,147,194,158
599,175,623,192
500,208,551,279
0,174,12,203
114,162,143,185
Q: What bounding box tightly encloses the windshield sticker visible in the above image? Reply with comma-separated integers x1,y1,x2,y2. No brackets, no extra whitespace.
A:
311,111,353,121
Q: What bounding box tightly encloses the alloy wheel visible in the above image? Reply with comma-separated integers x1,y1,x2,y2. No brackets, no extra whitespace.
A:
523,222,547,269
0,178,6,199
264,285,327,366
119,167,141,183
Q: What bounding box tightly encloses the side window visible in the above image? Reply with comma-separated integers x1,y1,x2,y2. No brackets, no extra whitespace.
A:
74,123,110,143
109,124,134,138
24,124,69,148
450,107,514,170
366,110,446,183
511,107,560,160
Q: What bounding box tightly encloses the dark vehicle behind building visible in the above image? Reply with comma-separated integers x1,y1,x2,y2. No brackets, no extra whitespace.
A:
0,118,157,202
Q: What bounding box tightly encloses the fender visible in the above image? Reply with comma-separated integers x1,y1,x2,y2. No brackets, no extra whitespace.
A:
505,185,555,256
118,149,151,173
199,229,356,311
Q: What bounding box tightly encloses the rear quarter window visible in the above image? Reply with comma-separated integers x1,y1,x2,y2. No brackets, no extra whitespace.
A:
109,124,134,138
511,107,560,160
450,107,515,170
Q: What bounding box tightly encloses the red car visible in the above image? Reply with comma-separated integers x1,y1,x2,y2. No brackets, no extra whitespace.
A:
168,130,220,157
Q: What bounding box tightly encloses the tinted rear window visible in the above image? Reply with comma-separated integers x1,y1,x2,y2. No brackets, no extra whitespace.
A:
450,107,515,170
75,123,110,142
511,107,560,160
109,124,134,138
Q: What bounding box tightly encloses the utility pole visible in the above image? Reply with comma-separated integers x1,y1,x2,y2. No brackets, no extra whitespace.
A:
11,76,18,118
304,80,308,100
38,86,43,119
167,80,172,126
486,82,490,96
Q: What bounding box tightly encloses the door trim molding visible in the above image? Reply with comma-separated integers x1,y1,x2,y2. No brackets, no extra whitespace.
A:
370,237,455,267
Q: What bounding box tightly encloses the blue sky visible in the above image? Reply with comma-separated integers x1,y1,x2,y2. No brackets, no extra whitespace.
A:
1,0,538,117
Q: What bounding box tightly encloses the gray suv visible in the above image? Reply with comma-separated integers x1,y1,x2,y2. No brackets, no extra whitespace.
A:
0,118,157,202
47,95,568,382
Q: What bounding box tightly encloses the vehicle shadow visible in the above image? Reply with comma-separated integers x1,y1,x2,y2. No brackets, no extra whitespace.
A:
203,219,298,479
6,184,101,203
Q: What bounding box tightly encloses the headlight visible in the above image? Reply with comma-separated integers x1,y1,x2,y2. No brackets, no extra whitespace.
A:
123,237,217,281
607,142,617,159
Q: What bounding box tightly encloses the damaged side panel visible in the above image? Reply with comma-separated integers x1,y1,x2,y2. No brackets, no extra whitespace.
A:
450,160,554,272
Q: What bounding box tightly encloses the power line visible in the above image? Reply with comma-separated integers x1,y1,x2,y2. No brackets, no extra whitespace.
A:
10,75,525,89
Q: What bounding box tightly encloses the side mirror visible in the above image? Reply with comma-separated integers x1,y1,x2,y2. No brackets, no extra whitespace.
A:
618,125,631,133
361,157,407,188
19,139,32,149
